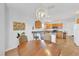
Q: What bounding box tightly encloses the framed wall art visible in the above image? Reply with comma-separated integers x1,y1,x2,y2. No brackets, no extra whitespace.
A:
13,21,25,31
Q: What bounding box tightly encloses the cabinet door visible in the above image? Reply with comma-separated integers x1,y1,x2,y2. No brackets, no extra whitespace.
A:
35,20,42,28
56,31,63,39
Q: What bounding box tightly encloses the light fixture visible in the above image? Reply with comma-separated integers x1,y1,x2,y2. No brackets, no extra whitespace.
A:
36,8,47,19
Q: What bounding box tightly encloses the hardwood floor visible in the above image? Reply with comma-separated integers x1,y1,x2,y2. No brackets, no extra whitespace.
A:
5,37,79,56
5,40,60,56
5,48,19,56
56,36,79,56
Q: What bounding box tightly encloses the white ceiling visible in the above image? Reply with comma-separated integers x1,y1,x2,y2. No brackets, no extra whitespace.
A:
6,3,79,22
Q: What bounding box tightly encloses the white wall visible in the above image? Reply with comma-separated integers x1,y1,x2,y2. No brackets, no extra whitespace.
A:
74,23,79,46
63,21,74,36
6,7,34,51
74,24,79,46
0,4,6,56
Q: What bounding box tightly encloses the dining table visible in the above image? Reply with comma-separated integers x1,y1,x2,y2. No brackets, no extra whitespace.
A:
18,40,61,56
